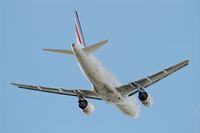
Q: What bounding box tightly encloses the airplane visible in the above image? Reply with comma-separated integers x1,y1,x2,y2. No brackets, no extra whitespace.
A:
12,11,189,118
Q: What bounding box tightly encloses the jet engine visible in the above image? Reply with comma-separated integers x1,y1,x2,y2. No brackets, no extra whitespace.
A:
138,91,153,107
78,99,95,115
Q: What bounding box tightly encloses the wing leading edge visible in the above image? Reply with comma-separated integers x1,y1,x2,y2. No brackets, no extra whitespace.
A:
11,83,102,100
116,59,189,96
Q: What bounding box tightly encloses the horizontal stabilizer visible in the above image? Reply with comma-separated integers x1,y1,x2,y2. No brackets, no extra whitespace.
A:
83,40,108,54
43,40,108,55
43,49,73,55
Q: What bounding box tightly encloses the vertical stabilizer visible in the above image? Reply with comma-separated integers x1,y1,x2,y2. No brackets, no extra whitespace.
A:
74,11,86,48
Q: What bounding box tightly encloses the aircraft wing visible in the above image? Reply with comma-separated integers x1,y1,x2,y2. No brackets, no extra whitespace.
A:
116,59,189,96
11,83,102,100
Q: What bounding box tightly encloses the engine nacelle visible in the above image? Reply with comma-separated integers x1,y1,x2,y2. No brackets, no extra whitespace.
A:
82,103,95,115
138,91,153,107
141,95,153,107
78,99,95,115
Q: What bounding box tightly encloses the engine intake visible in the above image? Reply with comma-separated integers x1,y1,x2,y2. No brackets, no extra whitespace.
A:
78,99,95,115
138,91,153,107
78,99,88,109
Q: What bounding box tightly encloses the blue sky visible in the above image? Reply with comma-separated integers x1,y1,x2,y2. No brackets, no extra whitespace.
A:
1,0,200,133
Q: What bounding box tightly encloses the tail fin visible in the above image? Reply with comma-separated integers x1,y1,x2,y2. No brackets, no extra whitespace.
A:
74,11,86,48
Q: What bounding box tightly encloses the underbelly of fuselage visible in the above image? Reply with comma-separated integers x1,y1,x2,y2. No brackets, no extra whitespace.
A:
92,84,124,103
83,64,140,117
73,46,140,117
75,53,123,103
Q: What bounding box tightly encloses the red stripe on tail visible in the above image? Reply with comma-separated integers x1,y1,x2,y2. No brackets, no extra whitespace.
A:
75,23,82,45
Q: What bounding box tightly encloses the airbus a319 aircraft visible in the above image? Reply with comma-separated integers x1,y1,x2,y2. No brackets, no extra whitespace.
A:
12,11,189,118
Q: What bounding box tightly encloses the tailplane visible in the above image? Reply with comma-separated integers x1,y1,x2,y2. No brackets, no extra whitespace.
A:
43,40,108,55
43,11,108,55
42,49,73,55
83,40,108,54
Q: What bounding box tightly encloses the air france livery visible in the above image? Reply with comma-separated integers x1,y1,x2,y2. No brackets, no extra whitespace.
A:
12,11,189,118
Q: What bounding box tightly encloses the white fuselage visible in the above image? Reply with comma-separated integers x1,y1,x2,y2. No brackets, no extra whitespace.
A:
72,44,140,118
